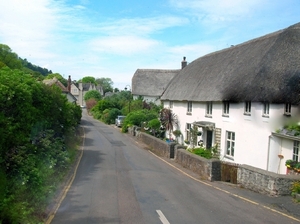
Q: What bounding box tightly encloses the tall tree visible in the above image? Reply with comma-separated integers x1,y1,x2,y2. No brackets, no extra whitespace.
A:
82,76,96,84
0,44,22,69
96,77,113,93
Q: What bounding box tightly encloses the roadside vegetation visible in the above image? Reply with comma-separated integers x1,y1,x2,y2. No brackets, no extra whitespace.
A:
0,45,83,223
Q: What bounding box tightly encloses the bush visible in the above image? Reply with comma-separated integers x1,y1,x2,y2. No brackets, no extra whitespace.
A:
121,109,158,132
190,147,213,159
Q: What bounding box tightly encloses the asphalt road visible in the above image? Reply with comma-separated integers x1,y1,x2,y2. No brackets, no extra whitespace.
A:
51,111,300,224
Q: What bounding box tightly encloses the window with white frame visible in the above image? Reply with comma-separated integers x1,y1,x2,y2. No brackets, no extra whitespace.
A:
187,101,192,113
293,141,299,162
169,101,173,109
226,131,235,157
186,123,192,141
284,103,291,115
263,102,269,117
244,101,251,115
223,101,229,116
206,101,212,117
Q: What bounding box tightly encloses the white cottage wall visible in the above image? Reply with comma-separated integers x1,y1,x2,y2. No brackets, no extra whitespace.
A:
164,100,300,173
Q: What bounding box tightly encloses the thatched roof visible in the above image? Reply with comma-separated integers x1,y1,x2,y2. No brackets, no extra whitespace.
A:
132,69,180,97
161,22,300,104
43,77,68,92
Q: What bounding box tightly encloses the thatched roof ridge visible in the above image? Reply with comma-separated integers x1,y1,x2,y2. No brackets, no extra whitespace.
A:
132,69,180,97
161,22,300,104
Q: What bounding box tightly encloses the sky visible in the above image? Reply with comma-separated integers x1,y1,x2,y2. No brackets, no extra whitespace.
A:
0,0,300,90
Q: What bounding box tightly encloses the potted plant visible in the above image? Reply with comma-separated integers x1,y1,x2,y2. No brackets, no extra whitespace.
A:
285,159,295,169
294,162,300,172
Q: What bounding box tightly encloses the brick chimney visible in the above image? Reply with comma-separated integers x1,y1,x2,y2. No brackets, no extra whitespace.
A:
181,56,187,69
67,75,71,92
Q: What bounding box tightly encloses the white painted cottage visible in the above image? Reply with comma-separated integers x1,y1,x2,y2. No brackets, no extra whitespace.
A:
160,23,300,174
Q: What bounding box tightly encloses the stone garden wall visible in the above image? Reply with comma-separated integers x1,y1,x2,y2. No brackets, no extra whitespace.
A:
128,127,300,195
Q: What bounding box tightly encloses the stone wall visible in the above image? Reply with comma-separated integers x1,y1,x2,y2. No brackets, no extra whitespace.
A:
128,128,300,195
237,165,300,196
175,148,221,181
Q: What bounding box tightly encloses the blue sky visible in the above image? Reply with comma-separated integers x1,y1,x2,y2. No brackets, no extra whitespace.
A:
0,0,300,90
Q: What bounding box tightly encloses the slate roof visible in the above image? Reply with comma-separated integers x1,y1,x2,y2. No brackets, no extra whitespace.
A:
161,23,300,104
132,69,180,97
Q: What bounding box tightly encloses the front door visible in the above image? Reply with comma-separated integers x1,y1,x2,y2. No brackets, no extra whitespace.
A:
206,130,213,149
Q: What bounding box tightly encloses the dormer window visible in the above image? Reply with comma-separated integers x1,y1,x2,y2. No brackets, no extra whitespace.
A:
223,101,229,117
284,103,291,116
187,101,192,114
263,102,269,117
206,101,212,117
244,101,251,116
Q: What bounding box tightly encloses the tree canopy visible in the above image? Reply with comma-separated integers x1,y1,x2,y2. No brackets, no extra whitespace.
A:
96,77,113,93
84,90,102,101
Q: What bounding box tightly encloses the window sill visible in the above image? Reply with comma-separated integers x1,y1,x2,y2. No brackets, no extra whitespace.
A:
243,113,251,116
222,114,229,117
262,114,269,118
205,114,212,118
284,113,291,117
224,155,234,161
186,112,192,115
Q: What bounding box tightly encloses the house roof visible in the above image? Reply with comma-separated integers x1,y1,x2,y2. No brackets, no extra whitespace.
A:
161,22,300,104
43,77,68,92
132,69,180,97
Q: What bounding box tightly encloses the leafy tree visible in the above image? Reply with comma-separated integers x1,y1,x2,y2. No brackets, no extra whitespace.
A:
0,44,22,69
160,108,178,139
96,77,113,93
82,76,96,84
84,90,102,101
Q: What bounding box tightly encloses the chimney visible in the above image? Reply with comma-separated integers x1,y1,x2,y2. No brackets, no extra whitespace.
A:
181,56,187,69
67,75,71,92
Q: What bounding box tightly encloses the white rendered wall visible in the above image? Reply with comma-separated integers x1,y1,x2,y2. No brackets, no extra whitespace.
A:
164,100,300,173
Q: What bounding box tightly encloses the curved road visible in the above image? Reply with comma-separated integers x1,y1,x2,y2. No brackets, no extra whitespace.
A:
51,110,300,224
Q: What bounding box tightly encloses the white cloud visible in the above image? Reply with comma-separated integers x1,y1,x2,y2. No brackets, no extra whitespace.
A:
170,0,263,20
97,16,189,36
89,35,162,56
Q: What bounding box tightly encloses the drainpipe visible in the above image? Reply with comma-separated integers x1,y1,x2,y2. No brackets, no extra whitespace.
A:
266,135,271,171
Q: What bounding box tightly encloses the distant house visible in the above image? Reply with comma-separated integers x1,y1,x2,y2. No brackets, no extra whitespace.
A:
131,58,187,105
160,23,300,174
43,76,77,104
70,81,103,107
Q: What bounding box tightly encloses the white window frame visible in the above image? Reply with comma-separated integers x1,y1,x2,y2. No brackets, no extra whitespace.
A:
186,123,192,141
284,103,291,116
263,102,269,117
244,101,251,115
206,101,212,117
226,131,235,157
293,141,299,162
223,101,229,116
187,101,192,114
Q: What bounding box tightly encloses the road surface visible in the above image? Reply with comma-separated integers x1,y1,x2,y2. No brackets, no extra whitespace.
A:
51,110,300,223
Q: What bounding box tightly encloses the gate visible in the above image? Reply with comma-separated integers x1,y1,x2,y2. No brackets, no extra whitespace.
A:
221,162,238,184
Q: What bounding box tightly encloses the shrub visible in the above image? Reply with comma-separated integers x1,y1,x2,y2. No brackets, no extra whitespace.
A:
190,147,213,159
